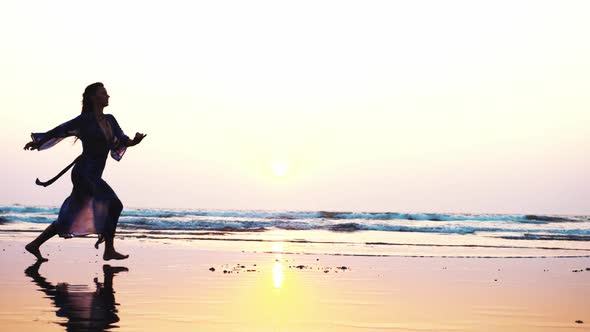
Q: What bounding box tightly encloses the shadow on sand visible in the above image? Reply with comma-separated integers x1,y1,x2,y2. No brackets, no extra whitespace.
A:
25,261,127,332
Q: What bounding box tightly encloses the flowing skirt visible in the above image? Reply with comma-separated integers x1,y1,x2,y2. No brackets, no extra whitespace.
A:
53,159,122,238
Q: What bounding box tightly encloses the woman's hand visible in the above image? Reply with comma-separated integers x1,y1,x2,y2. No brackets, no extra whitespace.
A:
128,133,147,147
24,141,38,150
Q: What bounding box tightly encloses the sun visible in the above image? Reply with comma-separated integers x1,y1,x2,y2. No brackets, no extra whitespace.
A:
271,161,289,177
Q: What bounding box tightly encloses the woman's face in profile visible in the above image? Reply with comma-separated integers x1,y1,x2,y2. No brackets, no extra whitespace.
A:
94,87,110,108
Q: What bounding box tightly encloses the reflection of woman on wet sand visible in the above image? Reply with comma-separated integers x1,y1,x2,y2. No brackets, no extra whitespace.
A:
25,261,127,332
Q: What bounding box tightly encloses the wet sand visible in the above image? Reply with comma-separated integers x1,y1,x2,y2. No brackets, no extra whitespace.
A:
1,235,589,331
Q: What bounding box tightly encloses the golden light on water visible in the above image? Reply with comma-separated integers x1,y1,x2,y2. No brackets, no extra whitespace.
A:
272,243,285,289
272,262,284,289
271,242,284,252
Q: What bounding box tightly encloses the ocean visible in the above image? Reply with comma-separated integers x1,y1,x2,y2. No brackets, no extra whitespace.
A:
2,205,589,258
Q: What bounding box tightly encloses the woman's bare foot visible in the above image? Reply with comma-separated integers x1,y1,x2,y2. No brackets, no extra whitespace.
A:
94,235,105,249
103,250,129,261
25,243,49,262
103,265,129,274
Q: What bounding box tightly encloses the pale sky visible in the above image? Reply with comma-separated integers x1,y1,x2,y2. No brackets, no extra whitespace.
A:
1,0,589,214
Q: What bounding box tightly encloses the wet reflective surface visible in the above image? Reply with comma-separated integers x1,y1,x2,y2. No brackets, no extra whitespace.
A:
25,261,127,332
1,238,587,332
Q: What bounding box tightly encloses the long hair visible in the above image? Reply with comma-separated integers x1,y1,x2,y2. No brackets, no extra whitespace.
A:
81,82,104,114
74,82,104,144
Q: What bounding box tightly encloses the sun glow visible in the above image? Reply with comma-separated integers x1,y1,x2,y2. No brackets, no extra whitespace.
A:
271,161,289,177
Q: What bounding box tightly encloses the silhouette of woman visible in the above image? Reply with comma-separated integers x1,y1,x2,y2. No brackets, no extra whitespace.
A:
24,82,146,261
25,261,127,332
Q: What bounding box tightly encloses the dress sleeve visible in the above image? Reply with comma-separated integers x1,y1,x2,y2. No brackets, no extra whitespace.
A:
31,115,81,151
108,115,130,161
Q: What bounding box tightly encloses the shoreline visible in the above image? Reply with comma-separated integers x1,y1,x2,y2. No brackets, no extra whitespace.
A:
3,223,590,259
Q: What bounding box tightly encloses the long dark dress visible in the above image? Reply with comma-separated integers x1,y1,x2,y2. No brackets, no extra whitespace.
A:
32,112,129,238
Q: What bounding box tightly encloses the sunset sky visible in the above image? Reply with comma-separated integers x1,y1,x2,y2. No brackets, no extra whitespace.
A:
1,0,589,214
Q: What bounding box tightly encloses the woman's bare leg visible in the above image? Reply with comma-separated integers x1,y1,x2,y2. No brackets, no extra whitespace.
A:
103,234,129,261
25,224,57,261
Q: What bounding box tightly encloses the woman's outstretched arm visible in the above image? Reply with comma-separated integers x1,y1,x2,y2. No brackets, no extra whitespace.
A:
107,114,146,161
109,115,146,147
125,132,147,147
24,115,82,151
23,141,38,150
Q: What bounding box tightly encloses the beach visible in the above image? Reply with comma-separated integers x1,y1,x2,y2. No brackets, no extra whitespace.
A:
4,1,589,330
1,232,589,332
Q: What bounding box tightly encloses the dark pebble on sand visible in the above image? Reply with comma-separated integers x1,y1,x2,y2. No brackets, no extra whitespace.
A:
586,268,590,271
209,267,215,272
223,270,228,274
337,266,348,270
295,265,306,269
575,320,584,324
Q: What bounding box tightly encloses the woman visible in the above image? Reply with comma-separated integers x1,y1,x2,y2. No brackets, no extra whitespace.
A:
24,82,146,261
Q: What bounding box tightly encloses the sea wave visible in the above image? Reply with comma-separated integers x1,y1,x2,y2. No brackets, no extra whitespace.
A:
2,205,585,222
1,205,589,238
115,220,590,236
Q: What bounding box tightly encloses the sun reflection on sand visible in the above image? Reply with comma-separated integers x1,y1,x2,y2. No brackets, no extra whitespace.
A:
273,262,284,289
216,241,331,331
271,242,284,253
272,242,285,289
